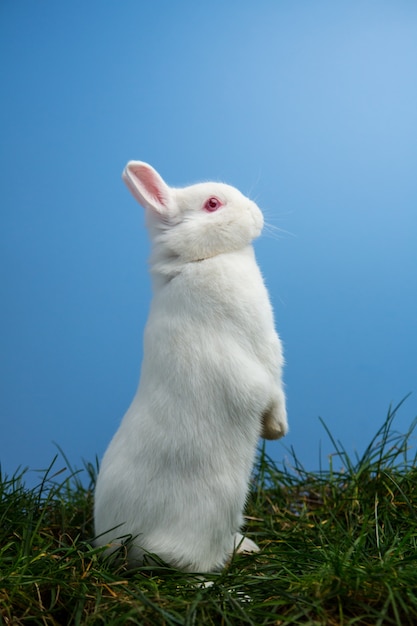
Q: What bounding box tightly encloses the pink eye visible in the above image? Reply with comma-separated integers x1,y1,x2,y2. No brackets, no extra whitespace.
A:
204,197,222,212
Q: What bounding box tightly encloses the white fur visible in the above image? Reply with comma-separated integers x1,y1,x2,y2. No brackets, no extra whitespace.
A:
94,161,288,572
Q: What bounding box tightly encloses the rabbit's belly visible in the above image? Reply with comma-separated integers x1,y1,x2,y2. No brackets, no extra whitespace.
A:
141,322,275,424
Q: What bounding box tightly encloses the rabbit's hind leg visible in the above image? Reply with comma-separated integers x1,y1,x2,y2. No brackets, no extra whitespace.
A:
234,533,260,554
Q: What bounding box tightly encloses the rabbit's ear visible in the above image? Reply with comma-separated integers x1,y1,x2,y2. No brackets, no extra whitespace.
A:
122,161,173,214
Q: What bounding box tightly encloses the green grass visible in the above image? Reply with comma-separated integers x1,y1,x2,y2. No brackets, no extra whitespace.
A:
2,398,417,625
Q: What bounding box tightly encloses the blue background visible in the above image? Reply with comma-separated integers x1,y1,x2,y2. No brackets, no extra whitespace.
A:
1,1,416,483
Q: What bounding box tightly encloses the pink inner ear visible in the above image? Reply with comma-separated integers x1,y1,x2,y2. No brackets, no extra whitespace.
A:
129,164,166,205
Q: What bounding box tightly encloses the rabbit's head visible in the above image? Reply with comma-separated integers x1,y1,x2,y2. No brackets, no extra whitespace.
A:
123,161,263,263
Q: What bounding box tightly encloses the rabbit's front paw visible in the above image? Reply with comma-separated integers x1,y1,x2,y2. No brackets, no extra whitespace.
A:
261,393,288,440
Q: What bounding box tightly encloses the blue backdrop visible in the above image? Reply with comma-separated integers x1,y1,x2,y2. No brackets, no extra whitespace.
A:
1,1,416,484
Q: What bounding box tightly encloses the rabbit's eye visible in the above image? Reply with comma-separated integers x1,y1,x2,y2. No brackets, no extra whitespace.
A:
204,197,222,212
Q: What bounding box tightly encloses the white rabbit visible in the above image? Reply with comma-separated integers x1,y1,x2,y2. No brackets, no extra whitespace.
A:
94,161,288,572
